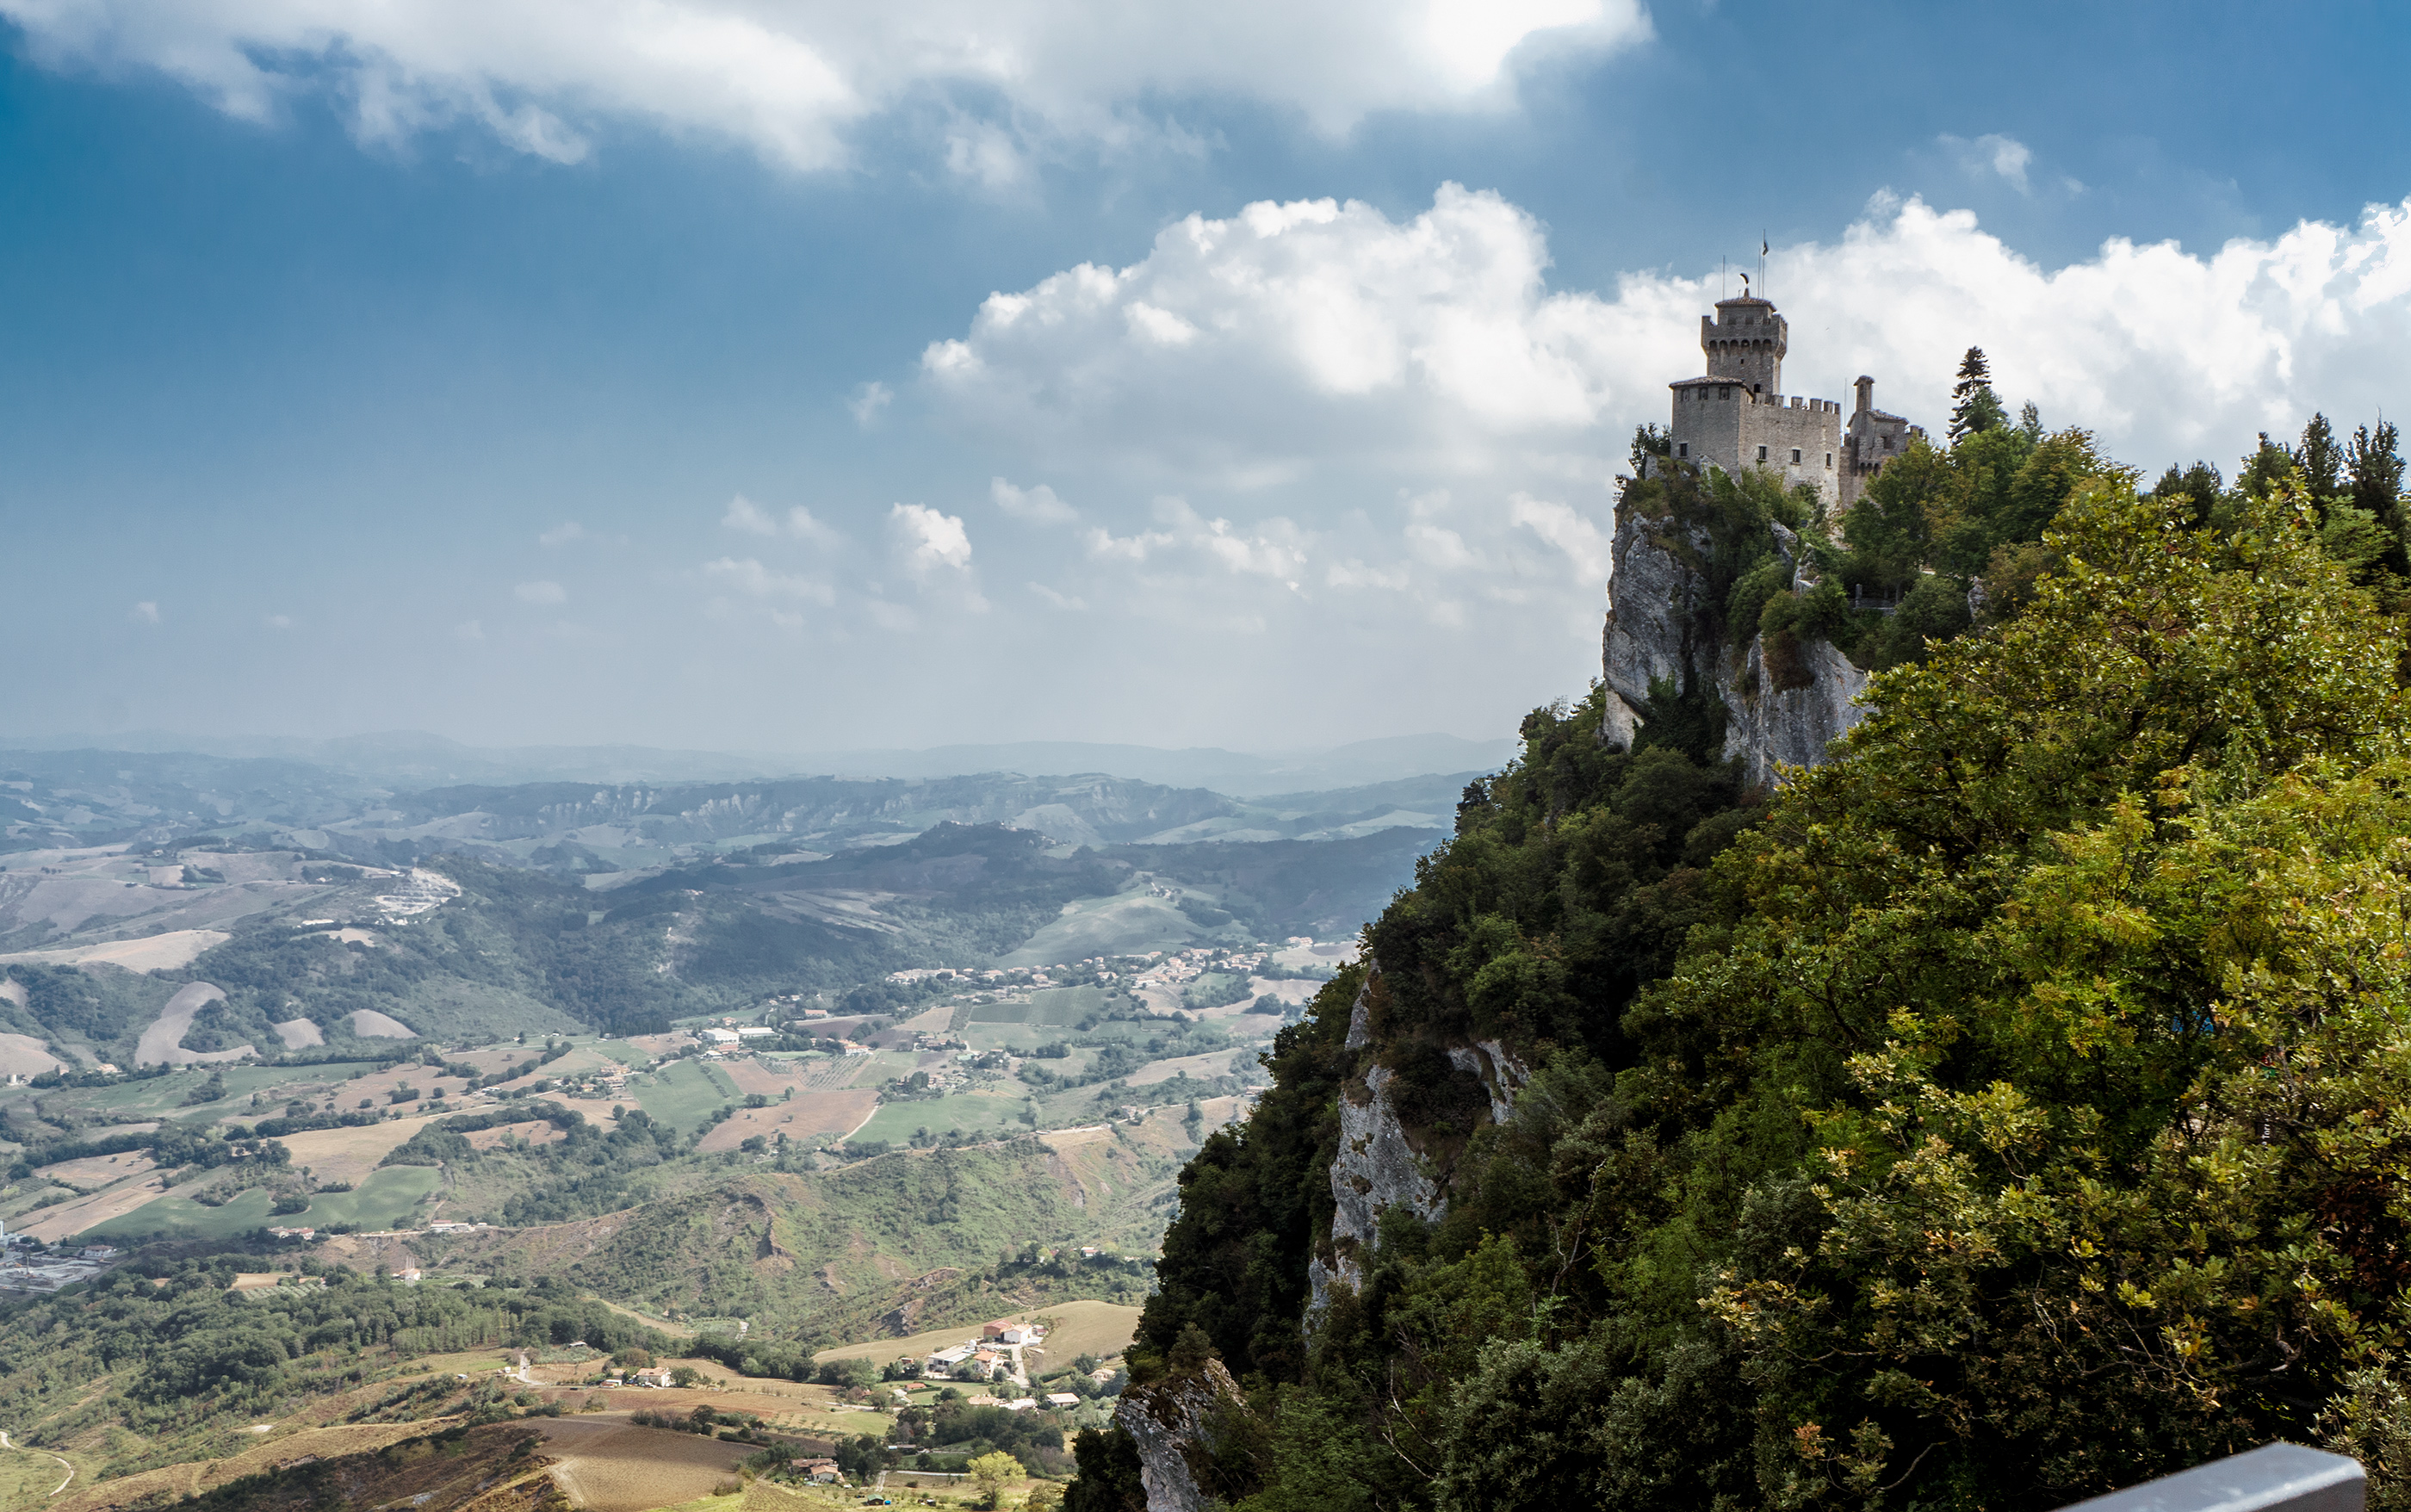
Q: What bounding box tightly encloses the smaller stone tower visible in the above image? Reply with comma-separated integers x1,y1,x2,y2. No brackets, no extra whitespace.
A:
1702,296,1785,394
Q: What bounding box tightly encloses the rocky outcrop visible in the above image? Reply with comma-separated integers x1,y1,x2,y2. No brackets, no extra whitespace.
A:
1600,499,1870,784
1308,968,1453,1328
1114,1360,1245,1512
1599,513,1710,750
1447,1040,1529,1126
1714,631,1871,788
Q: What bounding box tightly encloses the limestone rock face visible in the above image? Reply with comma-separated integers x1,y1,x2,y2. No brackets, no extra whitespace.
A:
1308,968,1451,1327
1599,515,1709,748
1600,496,1870,784
1114,1360,1245,1512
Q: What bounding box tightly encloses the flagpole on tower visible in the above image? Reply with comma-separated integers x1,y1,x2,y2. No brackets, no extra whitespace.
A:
1760,232,1769,301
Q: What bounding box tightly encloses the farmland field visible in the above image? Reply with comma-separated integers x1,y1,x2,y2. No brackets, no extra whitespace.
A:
274,1113,442,1183
814,1298,1140,1366
965,985,1102,1026
629,1059,741,1134
851,1090,1029,1144
695,1088,877,1151
82,1164,439,1241
532,1415,756,1512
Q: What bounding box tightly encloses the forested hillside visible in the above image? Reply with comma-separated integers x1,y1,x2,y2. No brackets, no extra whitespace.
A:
1074,393,2411,1511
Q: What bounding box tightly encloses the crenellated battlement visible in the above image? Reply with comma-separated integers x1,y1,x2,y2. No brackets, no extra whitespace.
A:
1641,295,1923,512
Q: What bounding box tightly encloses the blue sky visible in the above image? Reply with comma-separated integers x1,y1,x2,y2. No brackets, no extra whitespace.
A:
5,0,2408,756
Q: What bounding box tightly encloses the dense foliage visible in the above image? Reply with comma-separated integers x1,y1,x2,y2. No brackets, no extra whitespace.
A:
1080,415,2411,1510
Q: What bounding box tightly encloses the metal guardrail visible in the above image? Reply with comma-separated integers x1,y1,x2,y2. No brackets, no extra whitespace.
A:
2062,1444,2365,1512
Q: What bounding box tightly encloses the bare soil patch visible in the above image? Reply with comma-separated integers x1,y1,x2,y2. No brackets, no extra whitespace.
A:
815,1298,1139,1368
692,1089,873,1153
276,1115,443,1185
533,1418,752,1512
0,1032,65,1077
34,1153,157,1191
0,928,230,973
17,1174,167,1242
135,982,254,1067
718,1059,802,1098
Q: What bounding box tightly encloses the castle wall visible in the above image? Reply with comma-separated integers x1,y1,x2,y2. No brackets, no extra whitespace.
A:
1741,398,1842,508
1664,383,1840,508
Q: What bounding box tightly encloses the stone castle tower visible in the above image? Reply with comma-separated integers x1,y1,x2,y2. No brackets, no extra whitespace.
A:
1639,296,1922,512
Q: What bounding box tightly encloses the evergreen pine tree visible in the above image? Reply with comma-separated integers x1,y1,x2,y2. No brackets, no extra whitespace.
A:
2348,419,2409,577
2299,412,2346,504
1949,346,2004,440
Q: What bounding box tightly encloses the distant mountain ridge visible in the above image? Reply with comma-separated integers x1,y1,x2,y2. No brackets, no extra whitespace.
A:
0,729,1515,796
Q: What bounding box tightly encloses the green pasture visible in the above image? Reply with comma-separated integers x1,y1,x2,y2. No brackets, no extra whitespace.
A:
82,1165,441,1242
966,985,1103,1026
629,1058,741,1135
851,1091,1032,1144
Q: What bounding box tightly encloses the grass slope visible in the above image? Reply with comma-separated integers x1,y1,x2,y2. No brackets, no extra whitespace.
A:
84,1166,439,1242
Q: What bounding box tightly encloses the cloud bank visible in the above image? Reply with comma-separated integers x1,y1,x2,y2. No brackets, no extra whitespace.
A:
883,183,2411,724
925,183,2411,493
0,0,1646,170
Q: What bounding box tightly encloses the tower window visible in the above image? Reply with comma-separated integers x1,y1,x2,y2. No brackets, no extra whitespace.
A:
1677,443,1688,458
1825,452,1832,468
1789,448,1801,464
1756,445,1768,462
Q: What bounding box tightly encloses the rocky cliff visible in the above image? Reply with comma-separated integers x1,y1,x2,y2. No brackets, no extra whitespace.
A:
1601,502,1871,786
1296,480,1865,1355
1113,1359,1247,1512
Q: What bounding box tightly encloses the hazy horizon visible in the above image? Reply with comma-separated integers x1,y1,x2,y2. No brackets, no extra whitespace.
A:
6,3,2409,753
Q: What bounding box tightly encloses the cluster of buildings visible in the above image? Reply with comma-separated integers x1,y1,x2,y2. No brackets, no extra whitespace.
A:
913,1317,1049,1384
0,1228,118,1293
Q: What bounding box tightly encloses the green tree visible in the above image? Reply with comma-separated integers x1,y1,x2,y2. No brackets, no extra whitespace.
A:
2300,411,2346,501
1948,346,2005,440
971,1449,1024,1509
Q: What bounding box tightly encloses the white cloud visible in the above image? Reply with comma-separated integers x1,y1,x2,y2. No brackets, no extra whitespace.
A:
1509,494,1610,584
723,494,840,544
514,579,567,605
1029,582,1088,610
991,477,1077,524
921,183,1691,481
1942,133,2033,193
453,619,484,641
1325,559,1410,591
722,495,778,534
926,183,2411,493
890,502,974,573
264,613,294,629
2,0,1646,171
702,556,836,604
849,381,893,427
130,600,159,624
539,521,585,546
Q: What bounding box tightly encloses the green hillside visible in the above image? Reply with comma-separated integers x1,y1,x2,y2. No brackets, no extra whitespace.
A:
1092,418,2411,1511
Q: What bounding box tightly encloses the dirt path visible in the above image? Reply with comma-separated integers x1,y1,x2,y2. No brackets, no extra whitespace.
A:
0,1428,76,1497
